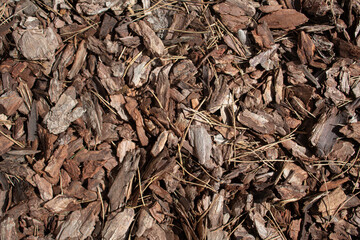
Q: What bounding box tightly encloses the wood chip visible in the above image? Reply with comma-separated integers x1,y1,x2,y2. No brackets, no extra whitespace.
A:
108,149,141,211
318,187,347,217
259,9,308,29
130,20,167,57
188,125,214,170
56,201,101,240
0,90,23,115
43,86,85,135
102,208,135,240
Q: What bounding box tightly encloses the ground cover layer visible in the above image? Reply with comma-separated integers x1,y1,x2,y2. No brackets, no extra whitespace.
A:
1,0,360,239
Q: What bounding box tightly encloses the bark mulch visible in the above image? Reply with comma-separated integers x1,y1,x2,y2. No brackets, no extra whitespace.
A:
1,0,360,239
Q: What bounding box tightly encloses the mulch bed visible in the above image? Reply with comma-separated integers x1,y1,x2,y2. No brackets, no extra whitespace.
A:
1,0,360,239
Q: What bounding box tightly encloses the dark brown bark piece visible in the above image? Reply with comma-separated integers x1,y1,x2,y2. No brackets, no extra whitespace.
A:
99,14,118,39
297,31,315,65
27,101,37,142
332,38,360,60
310,107,347,157
170,59,197,83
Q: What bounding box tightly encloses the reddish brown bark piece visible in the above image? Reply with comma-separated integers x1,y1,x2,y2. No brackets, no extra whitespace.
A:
82,159,107,180
289,219,302,240
275,184,308,200
150,130,169,157
149,181,173,203
44,144,68,184
0,90,23,115
63,181,97,201
170,59,197,83
252,22,275,49
33,174,53,201
68,40,87,79
297,31,315,65
340,122,360,143
11,62,27,78
238,109,278,134
44,195,80,213
213,2,248,17
0,134,14,155
149,202,165,223
125,97,149,146
281,139,311,160
318,187,347,217
63,158,81,181
303,0,342,16
259,5,282,13
259,9,308,29
130,20,167,57
328,140,355,162
319,177,349,192
214,2,253,33
220,15,250,33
